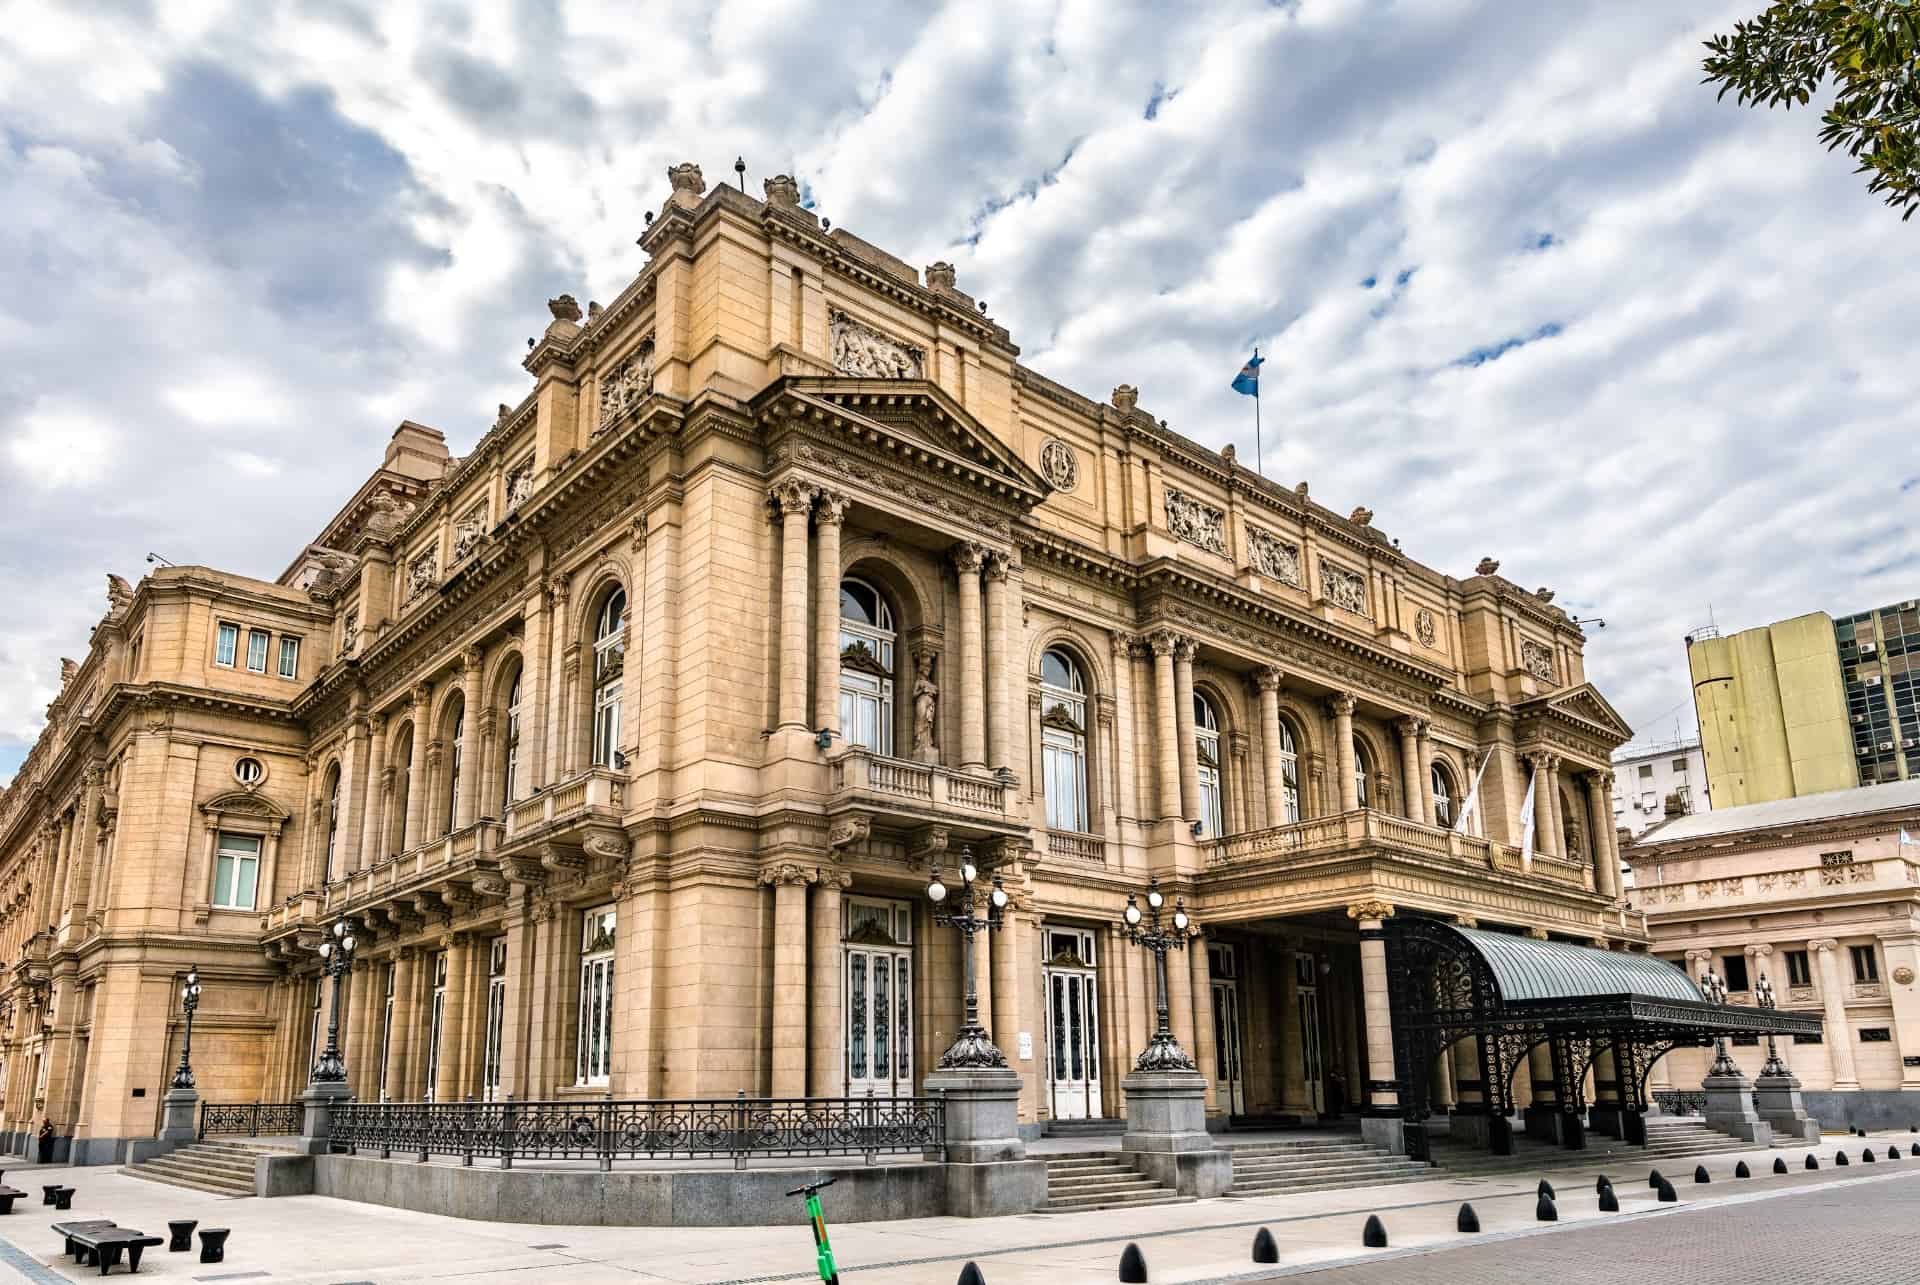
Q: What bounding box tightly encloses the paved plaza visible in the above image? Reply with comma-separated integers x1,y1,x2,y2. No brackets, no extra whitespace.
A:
0,1134,1914,1282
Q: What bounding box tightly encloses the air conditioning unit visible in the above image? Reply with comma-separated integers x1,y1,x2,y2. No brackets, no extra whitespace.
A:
1902,600,1915,610
1879,741,1895,752
1862,641,1878,654
1853,713,1867,723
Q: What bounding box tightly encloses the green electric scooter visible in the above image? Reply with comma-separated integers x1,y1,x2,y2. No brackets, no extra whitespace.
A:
786,1176,841,1283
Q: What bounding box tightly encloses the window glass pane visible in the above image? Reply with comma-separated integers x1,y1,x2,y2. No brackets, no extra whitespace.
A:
216,624,238,666
278,637,299,678
247,629,270,672
214,854,234,905
234,854,257,908
873,956,890,1079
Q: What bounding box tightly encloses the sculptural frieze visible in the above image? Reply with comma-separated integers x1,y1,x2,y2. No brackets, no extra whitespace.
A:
597,339,655,433
911,650,939,761
829,309,924,379
453,504,487,563
1521,638,1556,683
1164,487,1228,556
1320,561,1367,615
405,549,438,604
505,458,534,510
1247,527,1302,588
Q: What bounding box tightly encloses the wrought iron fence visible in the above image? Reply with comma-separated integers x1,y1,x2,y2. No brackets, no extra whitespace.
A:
1651,1090,1706,1116
199,1101,305,1138
328,1092,945,1170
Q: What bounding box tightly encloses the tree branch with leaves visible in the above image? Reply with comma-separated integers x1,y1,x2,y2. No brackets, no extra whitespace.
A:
1703,1,1920,219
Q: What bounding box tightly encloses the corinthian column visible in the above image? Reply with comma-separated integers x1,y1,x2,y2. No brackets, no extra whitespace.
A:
1150,634,1183,820
1809,938,1860,1089
764,863,813,1097
456,646,484,829
1585,772,1618,898
402,683,432,850
1395,717,1425,824
771,479,817,732
984,552,1012,770
812,490,848,740
1256,668,1287,827
1331,694,1359,812
1173,638,1199,820
953,542,987,771
360,714,388,870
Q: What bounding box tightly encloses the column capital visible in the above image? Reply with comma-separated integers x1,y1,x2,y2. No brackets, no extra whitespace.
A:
1393,715,1422,739
816,867,853,892
770,477,819,517
814,488,850,527
1148,630,1180,658
544,576,569,610
1808,937,1840,954
1328,692,1356,718
1345,898,1395,923
1172,636,1197,663
1684,947,1713,963
1253,666,1283,694
462,644,485,674
1110,630,1139,659
758,861,817,888
1746,943,1773,959
410,681,433,710
984,550,1013,582
950,540,986,574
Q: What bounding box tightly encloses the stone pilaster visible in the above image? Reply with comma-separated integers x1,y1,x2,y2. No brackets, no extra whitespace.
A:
772,479,817,731
1348,899,1405,1152
1330,694,1358,813
402,684,432,850
1394,717,1424,825
763,862,813,1097
1149,633,1182,821
984,552,1012,770
1810,938,1860,1089
953,542,987,771
812,490,848,740
1173,639,1199,821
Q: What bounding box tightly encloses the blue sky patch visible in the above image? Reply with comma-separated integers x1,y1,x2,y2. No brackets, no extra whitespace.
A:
1453,322,1565,368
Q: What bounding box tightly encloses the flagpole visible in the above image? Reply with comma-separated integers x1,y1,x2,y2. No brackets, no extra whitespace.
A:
1253,347,1263,477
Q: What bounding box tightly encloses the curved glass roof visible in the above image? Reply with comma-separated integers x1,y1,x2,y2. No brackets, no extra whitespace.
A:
1455,926,1703,1005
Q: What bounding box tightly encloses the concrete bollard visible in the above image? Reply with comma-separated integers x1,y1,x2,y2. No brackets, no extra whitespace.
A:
1456,1203,1480,1233
1598,1186,1620,1213
1910,1143,1919,1157
1251,1228,1278,1265
1362,1215,1388,1249
1118,1243,1148,1283
1836,1151,1850,1166
1535,1194,1557,1222
1734,1161,1751,1179
1888,1147,1900,1161
1537,1179,1554,1200
1863,1148,1876,1163
1647,1169,1663,1188
1694,1165,1710,1184
1774,1156,1788,1174
1806,1154,1819,1169
1656,1178,1678,1203
958,1263,987,1285
1594,1175,1612,1195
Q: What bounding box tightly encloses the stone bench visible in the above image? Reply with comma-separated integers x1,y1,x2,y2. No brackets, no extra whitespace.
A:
198,1226,231,1264
52,1219,116,1260
0,1184,26,1214
41,1183,61,1205
68,1227,163,1275
51,1185,77,1211
167,1218,196,1252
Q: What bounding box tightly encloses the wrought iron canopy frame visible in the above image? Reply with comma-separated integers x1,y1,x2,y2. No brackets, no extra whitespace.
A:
1382,917,1822,1129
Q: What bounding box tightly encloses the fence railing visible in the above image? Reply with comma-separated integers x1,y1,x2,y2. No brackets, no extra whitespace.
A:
199,1101,304,1139
328,1092,945,1170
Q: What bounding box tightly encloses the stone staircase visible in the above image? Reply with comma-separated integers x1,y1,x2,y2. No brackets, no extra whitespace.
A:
1040,1151,1191,1213
1224,1135,1435,1197
1427,1116,1766,1179
1041,1117,1126,1140
119,1139,282,1197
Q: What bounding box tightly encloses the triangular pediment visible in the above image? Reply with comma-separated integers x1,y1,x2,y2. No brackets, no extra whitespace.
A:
199,789,291,821
1527,682,1634,742
761,377,1052,510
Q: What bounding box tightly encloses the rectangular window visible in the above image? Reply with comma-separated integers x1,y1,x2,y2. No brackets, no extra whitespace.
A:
576,906,616,1085
246,628,270,673
1638,764,1653,779
1859,1027,1892,1042
277,636,300,679
215,623,239,668
1721,954,1750,992
1850,945,1880,983
1785,950,1811,987
211,832,261,910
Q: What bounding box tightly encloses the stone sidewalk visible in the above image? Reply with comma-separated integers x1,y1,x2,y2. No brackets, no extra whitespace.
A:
0,1133,1911,1283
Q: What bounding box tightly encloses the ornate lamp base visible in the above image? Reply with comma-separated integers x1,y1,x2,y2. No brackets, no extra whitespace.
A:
937,1022,1009,1070
1132,1032,1197,1073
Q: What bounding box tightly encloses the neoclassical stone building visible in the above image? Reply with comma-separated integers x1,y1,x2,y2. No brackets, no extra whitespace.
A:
0,163,1641,1165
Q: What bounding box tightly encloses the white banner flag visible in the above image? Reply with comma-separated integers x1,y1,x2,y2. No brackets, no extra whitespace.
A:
1517,769,1538,866
1453,754,1491,834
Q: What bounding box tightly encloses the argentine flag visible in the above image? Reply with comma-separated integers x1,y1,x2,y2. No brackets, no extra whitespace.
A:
1901,828,1919,847
1231,352,1264,396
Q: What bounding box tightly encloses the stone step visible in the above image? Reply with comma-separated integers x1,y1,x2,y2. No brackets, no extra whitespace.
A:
1046,1171,1160,1190
150,1150,259,1179
1232,1161,1432,1182
1230,1171,1435,1196
1042,1190,1195,1212
1043,1160,1135,1175
1227,1144,1384,1157
117,1165,254,1198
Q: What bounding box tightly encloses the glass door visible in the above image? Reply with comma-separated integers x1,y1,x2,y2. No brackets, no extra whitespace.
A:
423,952,447,1102
482,938,506,1102
377,965,394,1102
1043,927,1102,1120
1209,943,1244,1115
845,947,913,1096
1297,955,1325,1116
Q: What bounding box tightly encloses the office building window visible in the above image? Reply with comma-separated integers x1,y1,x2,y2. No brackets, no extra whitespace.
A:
246,628,270,673
1850,944,1880,984
278,636,300,679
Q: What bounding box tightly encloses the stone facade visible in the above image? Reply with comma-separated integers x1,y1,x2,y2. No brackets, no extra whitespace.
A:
0,164,1637,1165
1629,778,1920,1125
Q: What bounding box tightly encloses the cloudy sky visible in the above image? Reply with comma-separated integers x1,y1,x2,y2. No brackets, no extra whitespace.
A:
3,0,1916,784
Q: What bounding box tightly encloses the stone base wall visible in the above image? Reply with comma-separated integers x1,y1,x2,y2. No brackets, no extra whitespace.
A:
1802,1089,1920,1132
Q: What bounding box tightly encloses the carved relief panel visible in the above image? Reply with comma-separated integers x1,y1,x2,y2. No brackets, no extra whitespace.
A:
505,457,534,510
405,549,438,603
1319,560,1367,615
1038,438,1078,491
452,504,487,563
1520,639,1555,683
829,309,924,378
1164,487,1228,556
1246,527,1302,588
597,339,655,433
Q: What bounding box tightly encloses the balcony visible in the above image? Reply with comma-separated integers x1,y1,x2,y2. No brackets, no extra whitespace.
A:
827,748,1028,854
1045,829,1108,865
1208,808,1496,870
262,822,511,957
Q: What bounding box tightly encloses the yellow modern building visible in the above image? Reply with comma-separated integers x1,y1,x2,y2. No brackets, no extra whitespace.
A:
1688,613,1858,807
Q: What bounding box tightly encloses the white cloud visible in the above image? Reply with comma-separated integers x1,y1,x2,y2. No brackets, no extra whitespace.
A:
5,401,115,490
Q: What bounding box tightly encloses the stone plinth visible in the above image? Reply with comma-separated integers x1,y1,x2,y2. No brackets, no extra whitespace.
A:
159,1087,198,1143
296,1079,352,1157
1121,1068,1232,1197
923,1067,1046,1217
1701,1071,1772,1145
1754,1071,1822,1142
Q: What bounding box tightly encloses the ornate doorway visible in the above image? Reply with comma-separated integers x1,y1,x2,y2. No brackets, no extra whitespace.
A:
844,896,914,1097
1296,953,1325,1116
1209,943,1245,1115
1043,927,1102,1119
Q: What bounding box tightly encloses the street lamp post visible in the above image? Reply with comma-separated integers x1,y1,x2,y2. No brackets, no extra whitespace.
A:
1116,876,1198,1071
1754,972,1788,1077
311,918,357,1085
170,966,202,1091
1698,965,1739,1077
925,849,1009,1069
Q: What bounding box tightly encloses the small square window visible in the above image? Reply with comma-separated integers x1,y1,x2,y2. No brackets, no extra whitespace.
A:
1850,945,1880,984
277,636,300,679
1859,1027,1892,1042
246,629,270,673
215,623,239,668
1785,950,1811,987
1721,955,1750,992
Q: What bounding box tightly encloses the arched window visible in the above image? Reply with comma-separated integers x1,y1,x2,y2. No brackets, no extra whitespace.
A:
1354,741,1372,809
1431,762,1454,828
501,669,522,814
1275,720,1301,824
839,579,895,754
323,765,341,883
1195,693,1225,837
389,724,413,855
444,701,464,834
592,590,626,767
1040,649,1089,832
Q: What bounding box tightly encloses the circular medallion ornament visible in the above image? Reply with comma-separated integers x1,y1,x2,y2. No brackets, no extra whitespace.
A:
1039,438,1078,491
1894,965,1915,986
1415,608,1438,648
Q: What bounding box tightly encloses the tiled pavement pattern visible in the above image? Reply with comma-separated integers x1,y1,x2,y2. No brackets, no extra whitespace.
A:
1281,1168,1920,1283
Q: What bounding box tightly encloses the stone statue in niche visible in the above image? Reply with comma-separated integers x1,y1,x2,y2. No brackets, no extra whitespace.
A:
1521,639,1556,683
829,309,924,379
1247,527,1302,588
1164,487,1228,556
597,340,655,433
1320,561,1367,615
1415,608,1438,648
453,506,487,562
912,650,939,763
342,608,359,653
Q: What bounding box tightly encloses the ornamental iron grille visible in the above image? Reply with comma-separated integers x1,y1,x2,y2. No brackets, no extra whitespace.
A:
1381,918,1822,1157
327,1093,943,1170
199,1101,304,1139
